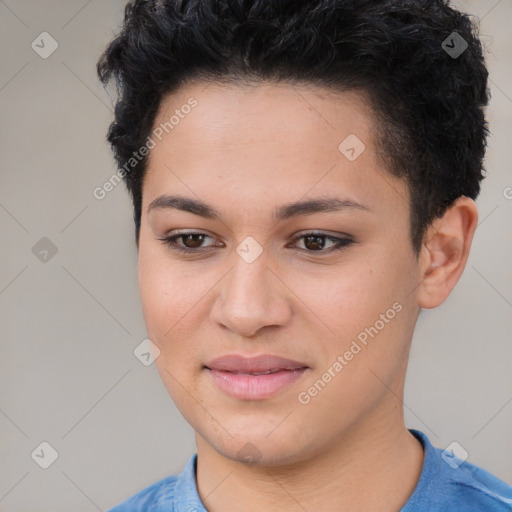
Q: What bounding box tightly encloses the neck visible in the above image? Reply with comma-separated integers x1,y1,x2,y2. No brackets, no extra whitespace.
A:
195,404,424,512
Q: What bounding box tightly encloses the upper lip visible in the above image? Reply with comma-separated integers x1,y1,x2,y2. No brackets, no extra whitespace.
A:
205,354,308,373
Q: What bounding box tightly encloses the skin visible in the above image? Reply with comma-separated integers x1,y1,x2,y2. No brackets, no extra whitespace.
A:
137,81,478,512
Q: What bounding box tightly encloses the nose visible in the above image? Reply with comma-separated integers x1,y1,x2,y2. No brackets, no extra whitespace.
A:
210,251,293,338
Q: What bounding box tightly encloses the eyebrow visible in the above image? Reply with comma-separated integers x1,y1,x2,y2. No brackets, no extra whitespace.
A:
147,194,371,222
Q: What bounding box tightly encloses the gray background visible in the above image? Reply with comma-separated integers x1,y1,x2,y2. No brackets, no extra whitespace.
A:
0,1,511,510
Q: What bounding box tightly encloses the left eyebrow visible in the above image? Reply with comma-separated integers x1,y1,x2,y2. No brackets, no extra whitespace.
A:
273,197,372,222
146,194,372,221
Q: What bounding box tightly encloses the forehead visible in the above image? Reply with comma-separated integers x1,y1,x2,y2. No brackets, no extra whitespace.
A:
151,80,374,152
142,81,408,220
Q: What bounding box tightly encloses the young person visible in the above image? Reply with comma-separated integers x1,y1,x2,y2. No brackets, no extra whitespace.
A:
98,1,512,510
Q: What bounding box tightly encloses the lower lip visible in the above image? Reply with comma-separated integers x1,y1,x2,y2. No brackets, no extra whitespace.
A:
207,367,308,400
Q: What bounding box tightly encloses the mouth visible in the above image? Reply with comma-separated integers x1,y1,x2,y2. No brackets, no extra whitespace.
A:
204,354,309,400
224,368,300,376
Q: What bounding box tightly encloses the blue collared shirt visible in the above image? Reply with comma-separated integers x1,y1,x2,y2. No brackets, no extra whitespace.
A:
108,429,512,511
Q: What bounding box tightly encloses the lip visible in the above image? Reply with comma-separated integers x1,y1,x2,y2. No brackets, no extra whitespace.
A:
205,354,308,373
205,354,309,400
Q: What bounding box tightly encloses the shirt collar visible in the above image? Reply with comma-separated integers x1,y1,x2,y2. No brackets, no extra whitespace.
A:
174,453,207,512
400,428,441,511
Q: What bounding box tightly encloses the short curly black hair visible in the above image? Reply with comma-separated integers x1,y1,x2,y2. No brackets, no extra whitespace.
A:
97,0,490,253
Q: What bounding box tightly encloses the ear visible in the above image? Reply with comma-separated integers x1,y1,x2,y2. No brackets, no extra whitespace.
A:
416,196,478,309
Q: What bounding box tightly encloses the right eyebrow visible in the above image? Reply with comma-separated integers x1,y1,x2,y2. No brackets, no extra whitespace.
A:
147,195,220,219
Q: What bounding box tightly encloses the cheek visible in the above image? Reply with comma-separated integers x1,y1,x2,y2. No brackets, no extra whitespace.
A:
138,241,188,330
138,253,204,409
138,246,185,351
287,250,414,378
137,246,214,374
283,257,394,333
138,259,171,341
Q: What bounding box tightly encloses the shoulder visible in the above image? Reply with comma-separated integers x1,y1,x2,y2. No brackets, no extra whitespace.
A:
406,429,512,512
107,473,180,512
440,454,512,511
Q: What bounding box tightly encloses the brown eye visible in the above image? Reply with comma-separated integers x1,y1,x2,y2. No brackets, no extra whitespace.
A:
180,234,207,249
303,234,327,251
157,232,218,254
292,232,354,253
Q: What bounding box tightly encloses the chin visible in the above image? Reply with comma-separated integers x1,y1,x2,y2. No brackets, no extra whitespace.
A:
203,428,312,467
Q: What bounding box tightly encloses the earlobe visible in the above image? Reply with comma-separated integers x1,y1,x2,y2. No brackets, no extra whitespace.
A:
417,197,478,309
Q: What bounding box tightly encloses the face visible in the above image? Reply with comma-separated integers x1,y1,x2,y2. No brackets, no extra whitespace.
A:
138,81,423,465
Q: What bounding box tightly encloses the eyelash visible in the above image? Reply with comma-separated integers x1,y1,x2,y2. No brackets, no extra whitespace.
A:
157,232,354,255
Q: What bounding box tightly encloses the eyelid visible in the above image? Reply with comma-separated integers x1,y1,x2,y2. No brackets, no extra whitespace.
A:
157,230,354,255
288,232,353,252
156,231,220,252
290,229,353,242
